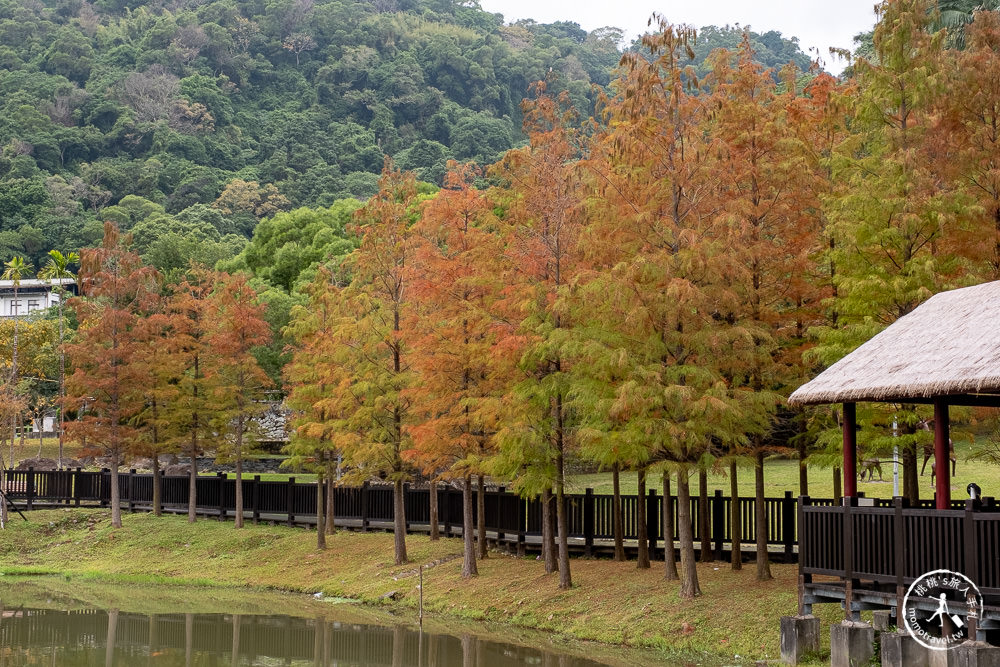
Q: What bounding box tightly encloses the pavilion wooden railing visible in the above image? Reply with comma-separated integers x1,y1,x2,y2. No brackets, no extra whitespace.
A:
4,467,806,559
799,495,1000,601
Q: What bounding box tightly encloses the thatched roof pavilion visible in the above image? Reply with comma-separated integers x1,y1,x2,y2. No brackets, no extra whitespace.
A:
789,280,1000,508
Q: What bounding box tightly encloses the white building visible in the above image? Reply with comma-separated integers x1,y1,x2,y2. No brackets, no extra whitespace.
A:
0,278,75,318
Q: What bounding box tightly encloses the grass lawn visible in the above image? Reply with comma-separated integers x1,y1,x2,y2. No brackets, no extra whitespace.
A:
568,437,1000,501
15,434,999,503
0,507,844,664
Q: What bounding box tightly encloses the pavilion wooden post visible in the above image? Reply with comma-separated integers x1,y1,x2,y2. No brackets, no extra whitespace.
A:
934,399,951,509
842,402,858,500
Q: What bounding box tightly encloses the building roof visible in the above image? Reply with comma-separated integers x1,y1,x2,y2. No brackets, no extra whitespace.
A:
0,278,75,290
788,281,1000,406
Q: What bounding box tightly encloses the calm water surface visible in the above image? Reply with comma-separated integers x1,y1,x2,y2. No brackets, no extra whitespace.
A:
0,606,620,666
0,578,730,666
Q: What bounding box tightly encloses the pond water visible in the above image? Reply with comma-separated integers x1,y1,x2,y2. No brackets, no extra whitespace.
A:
0,607,611,666
0,578,725,666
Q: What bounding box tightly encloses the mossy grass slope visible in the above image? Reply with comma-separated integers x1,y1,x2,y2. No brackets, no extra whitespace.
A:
0,508,846,664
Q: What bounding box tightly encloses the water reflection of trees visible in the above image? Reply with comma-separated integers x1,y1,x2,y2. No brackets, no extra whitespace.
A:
0,608,603,666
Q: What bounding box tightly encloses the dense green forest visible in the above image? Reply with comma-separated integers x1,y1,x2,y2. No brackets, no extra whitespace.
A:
0,0,815,278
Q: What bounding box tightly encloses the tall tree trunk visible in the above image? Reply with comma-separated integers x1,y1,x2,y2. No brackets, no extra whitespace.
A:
476,475,487,560
754,449,772,581
428,479,439,540
234,414,244,529
612,462,625,561
698,465,712,562
152,454,161,517
393,478,407,565
663,471,678,580
797,438,808,496
636,466,650,568
188,422,198,523
833,466,842,502
110,451,122,528
541,487,556,574
461,474,477,578
325,463,335,535
676,468,701,598
556,455,571,589
730,459,741,570
316,471,326,550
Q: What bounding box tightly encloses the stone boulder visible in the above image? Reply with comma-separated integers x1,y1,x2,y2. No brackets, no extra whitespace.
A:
15,457,57,471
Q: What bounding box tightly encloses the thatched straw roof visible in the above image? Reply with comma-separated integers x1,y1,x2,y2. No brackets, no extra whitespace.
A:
788,281,1000,406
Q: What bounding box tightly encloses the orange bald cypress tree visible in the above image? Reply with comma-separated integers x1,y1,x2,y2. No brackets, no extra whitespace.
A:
491,85,586,590
294,163,421,566
705,37,825,581
208,272,272,529
164,268,217,523
406,162,506,577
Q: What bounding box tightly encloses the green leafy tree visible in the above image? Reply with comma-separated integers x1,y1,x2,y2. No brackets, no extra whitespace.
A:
38,249,78,469
2,255,32,455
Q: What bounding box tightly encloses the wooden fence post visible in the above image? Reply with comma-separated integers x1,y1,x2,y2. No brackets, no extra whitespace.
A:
782,490,795,560
286,477,296,527
843,497,856,621
26,468,35,511
646,488,658,555
516,496,526,557
496,486,506,546
893,496,906,624
583,488,594,558
713,489,725,561
128,469,136,513
403,482,411,532
797,495,811,615
215,472,226,521
74,467,82,506
442,486,451,537
252,475,261,525
360,481,369,532
964,498,980,597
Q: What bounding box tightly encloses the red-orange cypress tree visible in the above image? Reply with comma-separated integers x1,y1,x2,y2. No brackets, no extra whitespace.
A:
406,162,505,577
65,222,159,528
208,272,272,529
491,85,586,590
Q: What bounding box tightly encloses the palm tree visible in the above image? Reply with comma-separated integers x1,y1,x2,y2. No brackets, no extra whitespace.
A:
936,0,1000,48
39,250,78,470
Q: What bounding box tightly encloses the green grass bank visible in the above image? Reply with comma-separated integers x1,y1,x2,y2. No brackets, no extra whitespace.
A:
0,508,846,664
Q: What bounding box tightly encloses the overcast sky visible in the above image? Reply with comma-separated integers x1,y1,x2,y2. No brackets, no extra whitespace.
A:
476,0,879,73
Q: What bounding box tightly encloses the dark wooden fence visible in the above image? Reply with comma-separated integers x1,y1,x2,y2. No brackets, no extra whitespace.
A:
799,495,1000,614
0,467,878,560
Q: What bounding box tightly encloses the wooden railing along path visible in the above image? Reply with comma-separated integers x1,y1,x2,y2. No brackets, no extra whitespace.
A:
3,467,808,559
799,495,1000,628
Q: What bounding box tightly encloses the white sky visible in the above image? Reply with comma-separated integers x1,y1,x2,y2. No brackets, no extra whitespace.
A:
477,0,879,73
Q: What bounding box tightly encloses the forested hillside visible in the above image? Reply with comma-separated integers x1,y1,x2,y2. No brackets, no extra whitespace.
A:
0,0,815,275
0,0,619,271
